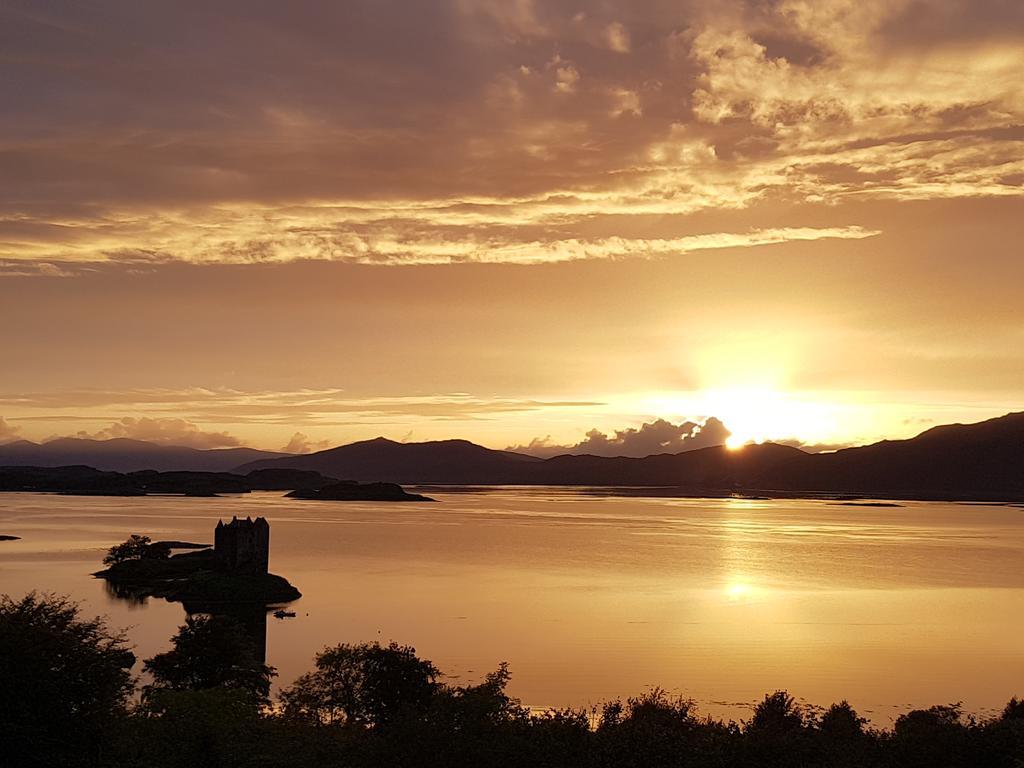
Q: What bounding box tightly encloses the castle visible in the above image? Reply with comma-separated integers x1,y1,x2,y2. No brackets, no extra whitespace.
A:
214,516,270,575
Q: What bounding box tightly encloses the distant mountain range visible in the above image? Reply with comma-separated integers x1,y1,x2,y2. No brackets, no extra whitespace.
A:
3,412,1022,500
237,412,1024,500
0,438,289,473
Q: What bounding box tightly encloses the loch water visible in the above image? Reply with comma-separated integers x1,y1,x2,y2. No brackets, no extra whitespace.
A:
2,489,1023,724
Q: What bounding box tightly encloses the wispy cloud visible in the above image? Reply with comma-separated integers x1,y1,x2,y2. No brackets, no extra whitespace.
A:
0,388,604,426
0,223,879,270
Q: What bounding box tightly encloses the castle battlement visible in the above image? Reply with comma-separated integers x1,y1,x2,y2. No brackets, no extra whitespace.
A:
214,516,270,575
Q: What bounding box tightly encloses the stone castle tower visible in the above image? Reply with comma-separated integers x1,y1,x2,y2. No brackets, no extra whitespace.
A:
214,516,270,575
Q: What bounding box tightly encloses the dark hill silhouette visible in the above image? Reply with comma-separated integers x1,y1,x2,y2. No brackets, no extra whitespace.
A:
762,411,1024,499
237,437,541,484
526,442,805,488
0,438,290,473
236,412,1024,500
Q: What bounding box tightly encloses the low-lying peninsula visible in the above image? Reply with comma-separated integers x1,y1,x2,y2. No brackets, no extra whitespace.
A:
0,465,433,501
287,480,435,502
0,465,339,497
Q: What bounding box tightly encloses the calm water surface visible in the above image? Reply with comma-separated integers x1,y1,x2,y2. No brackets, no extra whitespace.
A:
2,489,1023,724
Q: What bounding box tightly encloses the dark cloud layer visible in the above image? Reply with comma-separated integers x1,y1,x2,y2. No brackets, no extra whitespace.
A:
0,0,1019,269
1,1,1021,452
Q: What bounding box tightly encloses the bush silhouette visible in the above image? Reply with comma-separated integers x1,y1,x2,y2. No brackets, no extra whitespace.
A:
891,703,973,768
594,689,733,767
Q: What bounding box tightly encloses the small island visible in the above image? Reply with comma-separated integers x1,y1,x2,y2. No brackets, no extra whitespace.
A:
286,480,434,502
0,534,20,541
830,501,904,508
94,517,300,611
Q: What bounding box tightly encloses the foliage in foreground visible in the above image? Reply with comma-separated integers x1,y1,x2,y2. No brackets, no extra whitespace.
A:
3,592,1024,768
0,593,135,767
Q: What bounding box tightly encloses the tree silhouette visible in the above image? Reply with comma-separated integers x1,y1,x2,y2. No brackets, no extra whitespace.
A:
103,534,168,565
748,691,805,734
819,700,867,739
280,641,439,727
143,615,275,705
0,593,135,767
1002,697,1024,721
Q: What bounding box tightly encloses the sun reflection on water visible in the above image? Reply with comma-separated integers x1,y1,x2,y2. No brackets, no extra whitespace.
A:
725,580,755,601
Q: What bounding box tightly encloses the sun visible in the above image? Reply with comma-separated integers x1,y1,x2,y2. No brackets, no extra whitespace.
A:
634,377,851,451
700,387,790,448
692,386,840,449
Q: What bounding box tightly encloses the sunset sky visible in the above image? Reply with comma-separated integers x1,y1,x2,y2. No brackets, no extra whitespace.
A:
1,0,1022,454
